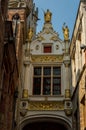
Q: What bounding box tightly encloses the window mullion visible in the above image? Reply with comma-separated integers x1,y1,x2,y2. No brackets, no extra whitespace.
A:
41,67,43,95
51,66,53,95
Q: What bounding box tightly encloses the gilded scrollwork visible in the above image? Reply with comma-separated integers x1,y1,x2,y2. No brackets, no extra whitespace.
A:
28,101,64,111
37,36,45,42
50,36,58,41
32,55,63,63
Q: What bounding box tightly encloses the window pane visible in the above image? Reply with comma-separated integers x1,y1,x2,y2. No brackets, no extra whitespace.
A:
53,67,61,75
43,78,51,95
44,67,51,75
33,78,41,95
34,67,41,75
53,78,61,84
53,85,61,95
53,77,61,95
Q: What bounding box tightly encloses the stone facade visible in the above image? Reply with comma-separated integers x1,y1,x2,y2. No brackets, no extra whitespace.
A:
19,9,72,130
70,1,86,130
0,0,86,130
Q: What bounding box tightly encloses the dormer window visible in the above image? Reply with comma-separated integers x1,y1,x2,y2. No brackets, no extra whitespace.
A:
44,45,52,53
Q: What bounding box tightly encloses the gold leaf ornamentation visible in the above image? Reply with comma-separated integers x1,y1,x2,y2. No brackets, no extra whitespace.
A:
50,36,58,41
28,101,64,111
32,55,63,63
37,36,45,42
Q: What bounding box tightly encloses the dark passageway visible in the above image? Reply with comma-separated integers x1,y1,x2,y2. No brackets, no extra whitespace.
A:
23,121,68,130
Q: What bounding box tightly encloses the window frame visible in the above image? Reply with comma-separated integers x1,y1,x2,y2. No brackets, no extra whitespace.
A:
42,43,53,53
33,65,61,96
44,45,52,53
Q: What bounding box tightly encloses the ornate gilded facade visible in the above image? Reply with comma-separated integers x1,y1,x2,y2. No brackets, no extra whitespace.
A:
19,9,72,130
1,1,86,130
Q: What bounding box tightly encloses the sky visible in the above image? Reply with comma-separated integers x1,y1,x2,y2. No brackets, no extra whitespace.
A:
33,0,80,40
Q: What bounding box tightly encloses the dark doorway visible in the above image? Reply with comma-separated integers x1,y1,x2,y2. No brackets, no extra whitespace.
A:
23,121,67,130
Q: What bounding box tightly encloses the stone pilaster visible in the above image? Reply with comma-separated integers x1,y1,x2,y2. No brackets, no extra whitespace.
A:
22,61,30,98
64,62,71,99
63,39,72,116
22,37,32,98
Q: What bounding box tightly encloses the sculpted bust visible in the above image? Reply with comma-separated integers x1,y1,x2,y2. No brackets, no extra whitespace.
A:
44,9,52,23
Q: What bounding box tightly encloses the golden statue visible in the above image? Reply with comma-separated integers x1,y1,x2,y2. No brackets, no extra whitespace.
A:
28,28,33,42
62,24,69,41
44,9,52,23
